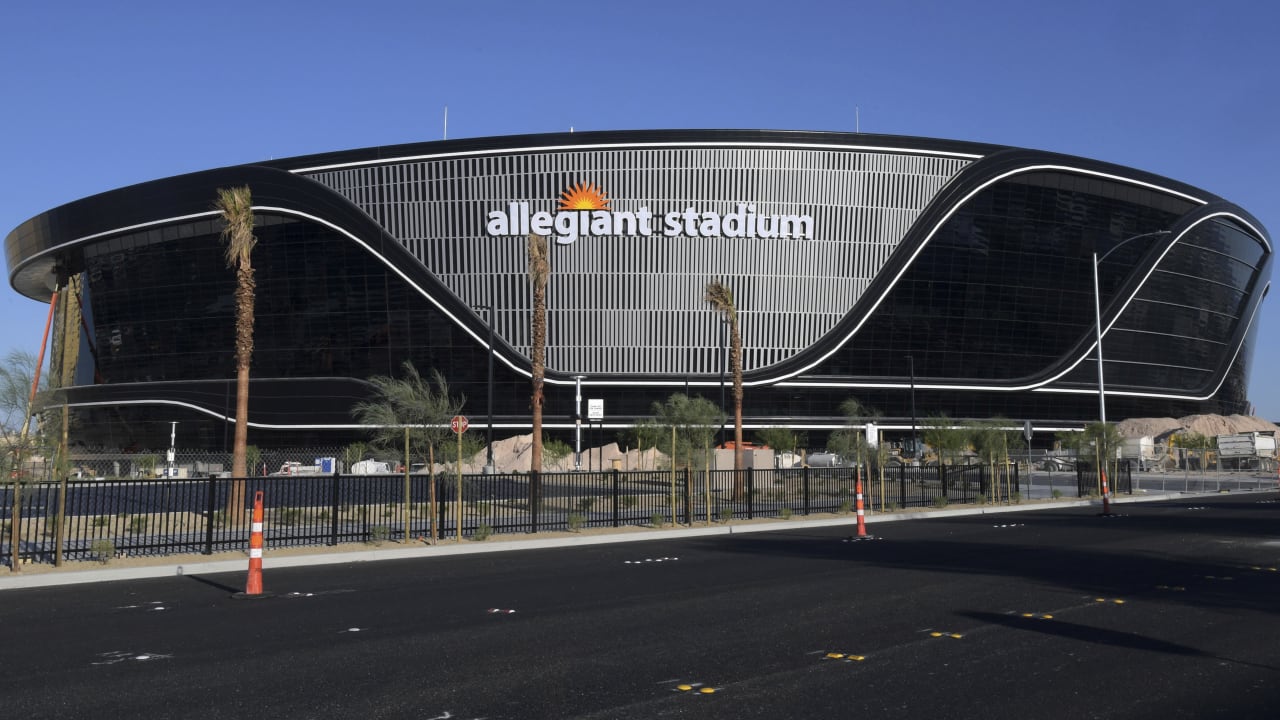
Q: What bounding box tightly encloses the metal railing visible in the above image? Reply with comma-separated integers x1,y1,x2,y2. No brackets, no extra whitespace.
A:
0,462,1032,567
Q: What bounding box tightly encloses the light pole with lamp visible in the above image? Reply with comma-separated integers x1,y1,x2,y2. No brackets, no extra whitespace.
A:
573,375,585,471
907,355,918,463
475,304,496,475
1091,230,1171,513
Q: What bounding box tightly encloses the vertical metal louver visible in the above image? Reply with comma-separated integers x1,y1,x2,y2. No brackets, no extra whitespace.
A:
306,146,969,376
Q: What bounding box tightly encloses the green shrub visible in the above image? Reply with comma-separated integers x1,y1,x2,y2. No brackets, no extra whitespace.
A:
127,516,149,534
567,513,586,532
1051,488,1063,499
718,506,734,523
92,516,109,528
472,523,493,541
369,525,389,546
839,499,853,514
779,507,793,520
650,513,665,528
932,496,949,509
90,538,116,564
1011,492,1022,504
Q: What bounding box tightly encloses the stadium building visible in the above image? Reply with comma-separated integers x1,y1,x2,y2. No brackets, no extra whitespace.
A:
4,130,1271,450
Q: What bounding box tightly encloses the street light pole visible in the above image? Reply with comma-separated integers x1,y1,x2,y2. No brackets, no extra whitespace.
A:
1091,229,1171,514
476,305,495,475
1091,230,1172,425
573,375,585,471
907,355,918,462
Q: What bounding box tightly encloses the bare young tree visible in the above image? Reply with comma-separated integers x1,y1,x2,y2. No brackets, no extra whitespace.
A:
216,185,257,517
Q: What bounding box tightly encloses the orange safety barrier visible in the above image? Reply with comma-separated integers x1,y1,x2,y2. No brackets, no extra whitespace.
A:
854,466,868,538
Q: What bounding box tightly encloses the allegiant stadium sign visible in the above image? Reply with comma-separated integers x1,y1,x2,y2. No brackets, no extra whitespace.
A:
485,182,815,245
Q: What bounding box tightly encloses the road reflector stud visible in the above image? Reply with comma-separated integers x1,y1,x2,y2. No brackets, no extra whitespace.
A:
1095,598,1106,602
850,655,866,661
699,688,716,694
1113,599,1126,605
1041,614,1053,619
929,632,943,637
676,684,692,692
949,633,963,639
1021,613,1034,617
826,653,845,659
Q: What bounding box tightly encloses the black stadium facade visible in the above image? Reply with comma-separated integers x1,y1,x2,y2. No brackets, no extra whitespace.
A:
5,130,1272,450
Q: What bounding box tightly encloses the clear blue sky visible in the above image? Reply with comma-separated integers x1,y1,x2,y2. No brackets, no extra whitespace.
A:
3,0,1276,418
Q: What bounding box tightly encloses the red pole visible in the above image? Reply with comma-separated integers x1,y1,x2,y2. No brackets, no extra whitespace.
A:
246,490,265,595
855,464,868,538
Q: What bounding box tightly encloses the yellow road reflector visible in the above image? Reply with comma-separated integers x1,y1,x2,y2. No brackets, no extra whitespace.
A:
699,687,716,694
1113,599,1126,605
676,684,692,692
826,653,845,659
949,633,963,639
1094,598,1106,602
1041,614,1054,619
850,655,866,661
1021,613,1034,617
929,632,943,637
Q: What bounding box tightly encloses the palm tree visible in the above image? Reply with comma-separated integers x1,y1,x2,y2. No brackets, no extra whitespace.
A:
528,233,550,475
216,186,256,517
704,280,744,497
353,361,464,543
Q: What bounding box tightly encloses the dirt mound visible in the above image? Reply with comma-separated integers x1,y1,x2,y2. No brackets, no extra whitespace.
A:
1116,414,1280,440
444,434,668,474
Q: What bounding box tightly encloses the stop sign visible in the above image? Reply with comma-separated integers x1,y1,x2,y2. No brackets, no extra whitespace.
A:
450,415,469,434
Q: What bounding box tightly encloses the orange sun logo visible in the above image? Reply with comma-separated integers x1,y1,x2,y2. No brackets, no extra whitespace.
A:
558,182,610,211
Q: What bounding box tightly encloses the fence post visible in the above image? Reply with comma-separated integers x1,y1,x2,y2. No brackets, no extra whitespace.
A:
682,468,692,526
803,466,811,516
329,474,340,546
747,467,754,519
899,464,907,508
611,469,620,528
204,475,217,555
530,470,540,534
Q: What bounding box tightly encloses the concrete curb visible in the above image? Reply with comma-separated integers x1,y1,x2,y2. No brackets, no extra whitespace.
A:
1,488,1270,591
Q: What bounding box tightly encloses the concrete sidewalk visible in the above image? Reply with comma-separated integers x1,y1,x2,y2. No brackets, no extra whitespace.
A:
2,488,1268,591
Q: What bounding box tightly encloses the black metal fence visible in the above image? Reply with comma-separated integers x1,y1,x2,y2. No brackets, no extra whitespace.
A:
1075,461,1134,497
3,462,1031,567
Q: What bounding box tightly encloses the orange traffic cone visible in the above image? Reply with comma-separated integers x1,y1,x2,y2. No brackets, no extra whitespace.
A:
855,466,870,538
233,490,273,599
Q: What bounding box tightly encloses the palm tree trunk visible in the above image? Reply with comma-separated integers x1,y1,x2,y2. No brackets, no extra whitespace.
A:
531,280,545,473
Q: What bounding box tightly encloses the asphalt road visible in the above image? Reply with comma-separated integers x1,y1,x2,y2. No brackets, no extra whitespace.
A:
3,492,1278,719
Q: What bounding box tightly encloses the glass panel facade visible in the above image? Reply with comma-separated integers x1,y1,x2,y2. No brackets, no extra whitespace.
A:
816,170,1195,383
